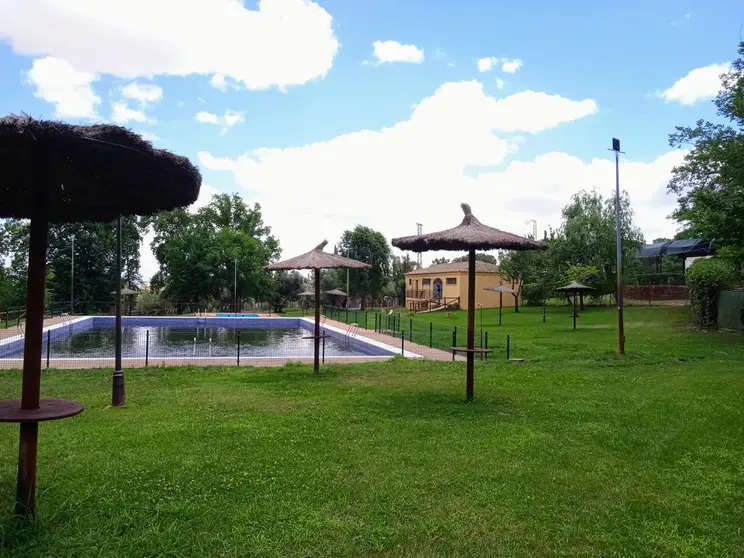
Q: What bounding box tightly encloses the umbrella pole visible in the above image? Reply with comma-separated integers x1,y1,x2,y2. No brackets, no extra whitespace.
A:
314,269,320,373
466,249,475,402
112,216,125,407
15,216,48,516
573,293,577,330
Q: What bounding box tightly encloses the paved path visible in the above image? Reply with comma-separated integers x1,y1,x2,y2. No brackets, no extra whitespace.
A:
0,315,72,341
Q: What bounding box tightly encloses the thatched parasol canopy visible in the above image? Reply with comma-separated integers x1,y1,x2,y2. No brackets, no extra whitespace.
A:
0,115,201,222
0,116,202,517
111,287,139,296
298,290,315,297
555,281,594,293
267,240,369,271
484,284,516,294
325,288,348,297
392,203,546,253
267,241,369,374
393,203,546,403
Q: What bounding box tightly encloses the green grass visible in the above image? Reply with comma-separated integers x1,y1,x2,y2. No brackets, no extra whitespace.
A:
1,307,743,556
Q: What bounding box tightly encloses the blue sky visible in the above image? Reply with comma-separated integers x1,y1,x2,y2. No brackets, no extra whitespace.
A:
0,0,740,278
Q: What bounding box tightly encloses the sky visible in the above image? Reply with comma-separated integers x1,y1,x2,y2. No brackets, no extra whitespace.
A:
0,0,741,280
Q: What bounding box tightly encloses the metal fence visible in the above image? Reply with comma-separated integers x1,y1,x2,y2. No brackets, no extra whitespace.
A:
718,290,744,332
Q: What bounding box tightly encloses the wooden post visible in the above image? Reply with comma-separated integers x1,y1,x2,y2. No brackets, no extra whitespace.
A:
15,215,48,516
466,249,475,402
314,269,321,373
112,216,125,407
573,292,577,330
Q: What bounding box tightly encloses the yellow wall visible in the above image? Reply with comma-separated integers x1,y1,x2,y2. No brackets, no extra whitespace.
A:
405,271,520,310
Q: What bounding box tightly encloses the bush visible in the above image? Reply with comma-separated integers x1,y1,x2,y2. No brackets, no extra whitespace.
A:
522,282,546,306
686,259,739,328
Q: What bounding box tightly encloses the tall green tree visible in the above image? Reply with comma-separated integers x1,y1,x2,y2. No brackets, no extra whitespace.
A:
668,41,744,266
148,194,280,308
336,226,391,306
452,253,498,264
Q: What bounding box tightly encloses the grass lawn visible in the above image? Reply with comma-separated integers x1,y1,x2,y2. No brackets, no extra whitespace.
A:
0,307,743,556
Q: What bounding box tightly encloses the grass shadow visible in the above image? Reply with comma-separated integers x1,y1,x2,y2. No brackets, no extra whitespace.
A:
370,389,515,421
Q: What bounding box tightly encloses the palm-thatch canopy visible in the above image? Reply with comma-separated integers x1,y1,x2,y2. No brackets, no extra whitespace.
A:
0,115,202,222
111,287,139,296
484,284,516,294
298,290,315,297
555,281,594,293
325,288,348,297
267,240,371,271
391,203,546,252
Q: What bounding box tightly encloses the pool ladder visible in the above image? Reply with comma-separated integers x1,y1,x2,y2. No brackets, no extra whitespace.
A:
345,323,359,345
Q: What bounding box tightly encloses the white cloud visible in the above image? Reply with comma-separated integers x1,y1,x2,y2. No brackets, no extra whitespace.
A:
139,184,221,281
138,131,159,142
26,56,100,118
195,109,245,134
121,82,162,104
477,57,499,72
372,40,424,64
659,63,730,105
495,78,505,89
111,101,148,124
196,80,602,262
0,0,339,90
210,74,228,91
501,58,523,73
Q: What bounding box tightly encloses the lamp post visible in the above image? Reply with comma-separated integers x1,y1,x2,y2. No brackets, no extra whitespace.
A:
70,235,74,314
610,138,625,354
234,259,238,314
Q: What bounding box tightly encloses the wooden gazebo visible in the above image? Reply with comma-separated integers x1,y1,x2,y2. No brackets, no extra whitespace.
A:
393,203,545,402
0,116,201,516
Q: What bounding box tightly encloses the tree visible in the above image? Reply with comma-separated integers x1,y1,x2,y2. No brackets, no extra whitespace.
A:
391,254,418,303
551,190,644,300
563,263,601,309
668,41,744,268
499,247,554,311
336,226,391,307
431,257,450,265
452,253,498,264
148,194,280,309
268,271,304,312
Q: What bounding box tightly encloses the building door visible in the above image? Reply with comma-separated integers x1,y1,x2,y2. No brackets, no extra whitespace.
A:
433,278,443,300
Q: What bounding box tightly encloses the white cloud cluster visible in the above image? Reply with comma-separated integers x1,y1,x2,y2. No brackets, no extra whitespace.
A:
112,81,163,124
659,63,730,105
26,56,100,118
372,40,425,64
195,109,245,134
1,0,339,90
194,81,610,261
477,56,523,73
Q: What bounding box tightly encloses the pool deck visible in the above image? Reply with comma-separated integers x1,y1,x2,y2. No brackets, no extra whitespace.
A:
0,315,71,341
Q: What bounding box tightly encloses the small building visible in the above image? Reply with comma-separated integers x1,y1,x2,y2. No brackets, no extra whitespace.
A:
404,261,519,311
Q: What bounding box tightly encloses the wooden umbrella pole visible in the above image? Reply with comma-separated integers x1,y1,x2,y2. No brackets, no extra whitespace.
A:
314,269,320,374
573,292,577,330
16,215,48,516
466,249,476,402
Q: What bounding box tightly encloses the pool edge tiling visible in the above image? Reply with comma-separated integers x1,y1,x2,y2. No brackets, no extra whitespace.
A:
0,316,421,366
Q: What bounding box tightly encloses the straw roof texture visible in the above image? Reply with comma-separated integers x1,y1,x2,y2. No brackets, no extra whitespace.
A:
267,241,371,271
555,281,594,292
484,284,516,294
406,261,500,275
392,203,547,252
298,290,315,297
325,289,348,297
0,115,201,222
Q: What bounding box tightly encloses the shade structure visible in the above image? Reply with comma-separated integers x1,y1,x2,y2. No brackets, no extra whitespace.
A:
267,241,369,373
393,203,546,402
110,287,139,296
325,289,348,297
0,116,201,517
484,284,516,326
298,291,315,297
555,282,595,330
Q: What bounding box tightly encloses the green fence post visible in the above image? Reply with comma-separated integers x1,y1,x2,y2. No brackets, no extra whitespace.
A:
45,329,51,369
484,331,489,360
453,325,457,347
401,331,405,355
429,322,433,348
409,318,413,342
506,334,510,360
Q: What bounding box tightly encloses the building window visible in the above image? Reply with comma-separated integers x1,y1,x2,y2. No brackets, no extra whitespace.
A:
422,279,431,286
446,277,457,285
409,279,412,285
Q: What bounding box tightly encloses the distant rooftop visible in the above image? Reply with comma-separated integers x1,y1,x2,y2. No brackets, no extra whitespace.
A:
640,239,714,259
405,261,500,275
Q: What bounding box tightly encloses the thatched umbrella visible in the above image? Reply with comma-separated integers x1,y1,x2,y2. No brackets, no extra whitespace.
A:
0,115,201,516
111,286,139,315
267,241,369,373
484,284,516,326
555,281,594,330
393,203,545,402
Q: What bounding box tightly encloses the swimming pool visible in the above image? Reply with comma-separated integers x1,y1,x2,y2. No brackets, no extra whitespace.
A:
0,316,414,367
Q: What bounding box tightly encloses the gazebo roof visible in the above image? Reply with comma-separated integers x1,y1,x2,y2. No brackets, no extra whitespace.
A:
392,203,546,252
267,240,371,271
325,289,348,297
555,281,594,292
484,284,515,294
0,115,201,222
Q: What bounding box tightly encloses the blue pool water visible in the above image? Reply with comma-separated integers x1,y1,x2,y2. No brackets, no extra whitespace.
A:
0,317,396,359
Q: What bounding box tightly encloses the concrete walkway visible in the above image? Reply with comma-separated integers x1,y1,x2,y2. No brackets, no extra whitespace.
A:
0,315,72,341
